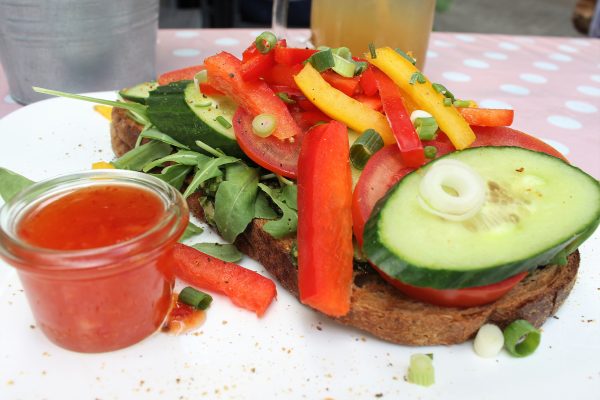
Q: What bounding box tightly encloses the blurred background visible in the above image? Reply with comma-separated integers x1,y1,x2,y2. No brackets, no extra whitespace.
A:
159,0,597,37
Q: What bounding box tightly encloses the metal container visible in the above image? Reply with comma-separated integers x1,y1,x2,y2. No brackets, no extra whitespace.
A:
0,0,158,104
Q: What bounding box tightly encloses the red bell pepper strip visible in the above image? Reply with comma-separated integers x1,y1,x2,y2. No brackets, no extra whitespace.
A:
171,243,277,317
321,70,360,97
262,63,303,89
353,94,383,112
241,50,275,81
359,66,379,97
274,47,317,65
295,110,331,128
204,51,302,139
373,70,425,168
158,65,205,85
458,107,514,127
199,82,224,96
297,121,354,317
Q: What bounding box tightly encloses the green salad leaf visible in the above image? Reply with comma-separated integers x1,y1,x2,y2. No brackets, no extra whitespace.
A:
191,242,243,263
0,168,35,202
179,221,204,242
258,183,298,239
113,141,172,171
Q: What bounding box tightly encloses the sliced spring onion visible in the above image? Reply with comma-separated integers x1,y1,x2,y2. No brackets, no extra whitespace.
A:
424,145,438,159
395,48,417,65
215,115,232,129
178,286,213,310
276,92,295,104
193,70,208,88
432,83,455,100
418,159,486,221
409,72,426,85
255,31,277,54
453,99,472,108
443,98,453,107
349,129,384,170
410,110,433,124
332,46,352,60
407,353,435,387
308,49,335,72
414,117,439,141
252,113,277,137
332,53,356,77
352,60,368,75
503,319,541,357
473,324,505,358
368,43,377,59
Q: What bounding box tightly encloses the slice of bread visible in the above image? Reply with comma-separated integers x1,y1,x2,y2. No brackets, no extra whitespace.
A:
111,107,580,345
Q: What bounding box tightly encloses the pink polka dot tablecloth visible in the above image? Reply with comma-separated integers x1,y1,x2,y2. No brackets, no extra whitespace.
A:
0,29,598,177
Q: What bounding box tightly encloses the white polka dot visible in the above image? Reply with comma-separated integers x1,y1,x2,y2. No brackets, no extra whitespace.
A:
484,51,508,60
173,48,200,57
533,61,559,71
577,85,600,97
565,100,598,114
540,138,570,155
442,71,471,82
4,94,16,104
455,34,476,42
175,31,200,38
433,39,455,48
514,37,536,44
479,99,513,109
570,39,590,47
426,50,439,59
463,59,489,69
519,73,547,84
548,52,572,62
547,115,582,130
591,74,600,83
499,41,520,51
558,44,578,53
500,84,530,96
215,37,240,46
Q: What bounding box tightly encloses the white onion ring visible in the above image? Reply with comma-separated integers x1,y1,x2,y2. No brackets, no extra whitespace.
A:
418,159,486,221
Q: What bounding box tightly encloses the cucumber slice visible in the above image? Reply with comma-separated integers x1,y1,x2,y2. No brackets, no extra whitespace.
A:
119,81,158,104
146,81,243,158
363,147,600,289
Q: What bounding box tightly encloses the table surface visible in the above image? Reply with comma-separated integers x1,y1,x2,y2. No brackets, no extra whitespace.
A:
1,28,599,179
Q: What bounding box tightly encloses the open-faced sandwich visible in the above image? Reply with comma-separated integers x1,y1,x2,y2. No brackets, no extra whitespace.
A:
34,32,600,348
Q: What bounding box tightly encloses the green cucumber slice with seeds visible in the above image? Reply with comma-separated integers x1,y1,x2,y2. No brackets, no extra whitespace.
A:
363,146,600,289
146,81,243,158
119,81,158,104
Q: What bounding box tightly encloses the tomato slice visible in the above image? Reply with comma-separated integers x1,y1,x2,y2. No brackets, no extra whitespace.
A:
321,70,360,97
353,94,383,112
297,121,353,317
353,126,568,307
359,66,379,96
458,107,515,127
157,65,205,85
232,108,305,178
262,63,303,89
378,266,528,307
274,47,317,65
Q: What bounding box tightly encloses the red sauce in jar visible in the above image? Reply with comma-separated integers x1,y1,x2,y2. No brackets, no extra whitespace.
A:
8,182,187,353
18,185,164,249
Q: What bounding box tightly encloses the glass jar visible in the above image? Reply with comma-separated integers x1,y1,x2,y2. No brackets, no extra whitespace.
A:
0,170,188,352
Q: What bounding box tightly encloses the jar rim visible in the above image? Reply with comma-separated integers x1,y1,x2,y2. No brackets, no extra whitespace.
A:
0,170,189,275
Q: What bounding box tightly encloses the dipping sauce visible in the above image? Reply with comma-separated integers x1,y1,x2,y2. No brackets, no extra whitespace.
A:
0,171,188,353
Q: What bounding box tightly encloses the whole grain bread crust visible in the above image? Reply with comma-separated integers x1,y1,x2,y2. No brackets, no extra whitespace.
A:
111,107,580,346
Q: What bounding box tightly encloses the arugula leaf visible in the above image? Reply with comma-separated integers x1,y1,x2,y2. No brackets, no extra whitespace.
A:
32,87,150,123
113,141,172,171
150,164,192,190
182,155,239,199
258,183,298,239
281,184,298,210
191,242,243,263
138,127,190,150
179,221,204,242
254,191,278,219
142,150,209,172
0,168,35,202
214,164,259,243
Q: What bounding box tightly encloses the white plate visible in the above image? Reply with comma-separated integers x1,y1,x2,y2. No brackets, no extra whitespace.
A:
0,94,599,400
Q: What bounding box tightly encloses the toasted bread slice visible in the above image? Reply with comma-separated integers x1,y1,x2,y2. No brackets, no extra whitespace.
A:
111,107,580,345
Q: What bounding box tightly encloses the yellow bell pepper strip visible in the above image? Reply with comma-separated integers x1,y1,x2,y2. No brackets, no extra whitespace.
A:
91,161,115,169
366,47,476,150
293,63,395,145
93,105,113,121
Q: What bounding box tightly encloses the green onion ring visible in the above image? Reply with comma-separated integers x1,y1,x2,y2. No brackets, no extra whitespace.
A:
255,31,277,54
178,286,213,310
503,319,541,357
